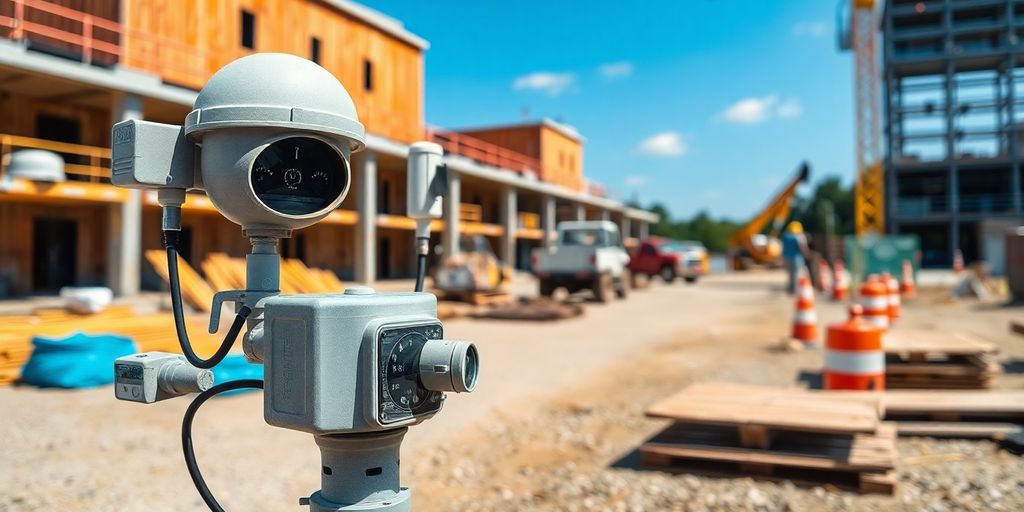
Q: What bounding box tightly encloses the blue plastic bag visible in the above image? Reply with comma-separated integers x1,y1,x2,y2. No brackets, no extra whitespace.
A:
210,354,264,396
21,332,136,388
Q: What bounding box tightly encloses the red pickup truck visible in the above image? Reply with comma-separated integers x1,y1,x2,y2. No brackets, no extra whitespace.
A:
629,237,706,284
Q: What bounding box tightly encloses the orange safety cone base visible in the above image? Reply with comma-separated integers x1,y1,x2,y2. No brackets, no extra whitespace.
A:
824,372,885,391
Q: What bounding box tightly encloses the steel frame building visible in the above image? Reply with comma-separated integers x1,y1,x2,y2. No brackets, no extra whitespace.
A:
883,0,1024,269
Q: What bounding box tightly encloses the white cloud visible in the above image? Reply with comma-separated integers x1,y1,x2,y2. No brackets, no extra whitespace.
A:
793,21,828,38
598,61,633,79
625,175,647,187
721,95,778,124
512,71,576,96
777,98,803,118
719,95,803,124
637,132,687,157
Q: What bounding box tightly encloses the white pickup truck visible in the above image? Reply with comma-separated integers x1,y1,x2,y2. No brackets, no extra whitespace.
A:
530,221,631,302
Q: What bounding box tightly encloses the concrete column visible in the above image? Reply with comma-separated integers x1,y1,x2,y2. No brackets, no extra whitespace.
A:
542,195,556,248
108,93,143,296
620,216,631,240
639,221,649,240
501,186,517,267
574,204,586,221
600,210,611,222
355,151,377,283
443,168,461,258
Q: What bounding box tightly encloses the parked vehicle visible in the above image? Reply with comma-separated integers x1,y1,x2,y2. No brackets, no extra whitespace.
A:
630,237,708,284
434,235,505,298
531,221,631,302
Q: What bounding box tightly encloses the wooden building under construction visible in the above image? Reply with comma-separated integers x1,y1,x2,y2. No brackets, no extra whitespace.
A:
0,0,655,298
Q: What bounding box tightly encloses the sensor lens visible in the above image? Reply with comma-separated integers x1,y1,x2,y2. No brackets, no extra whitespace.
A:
251,137,346,216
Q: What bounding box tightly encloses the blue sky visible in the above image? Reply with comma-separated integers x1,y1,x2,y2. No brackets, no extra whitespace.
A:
364,0,854,221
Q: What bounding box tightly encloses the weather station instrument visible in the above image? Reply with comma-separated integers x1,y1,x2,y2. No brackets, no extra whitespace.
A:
108,53,478,512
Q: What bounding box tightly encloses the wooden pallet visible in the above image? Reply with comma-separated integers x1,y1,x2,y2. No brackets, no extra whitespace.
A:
645,382,882,435
883,330,1000,390
1011,319,1024,337
641,423,897,495
642,382,896,494
469,298,584,322
443,290,514,306
881,389,1024,437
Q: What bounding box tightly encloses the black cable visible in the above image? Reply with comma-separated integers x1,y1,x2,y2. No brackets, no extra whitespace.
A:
165,230,252,369
414,236,429,293
415,253,427,293
182,379,264,512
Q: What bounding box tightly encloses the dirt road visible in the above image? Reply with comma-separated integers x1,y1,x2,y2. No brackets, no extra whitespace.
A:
1,272,1022,511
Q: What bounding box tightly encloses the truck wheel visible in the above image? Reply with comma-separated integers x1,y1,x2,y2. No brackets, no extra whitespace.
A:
660,265,677,283
539,279,556,297
592,274,613,303
615,271,630,299
684,276,698,284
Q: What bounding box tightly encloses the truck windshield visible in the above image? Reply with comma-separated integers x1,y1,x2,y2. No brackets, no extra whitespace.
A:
561,229,607,246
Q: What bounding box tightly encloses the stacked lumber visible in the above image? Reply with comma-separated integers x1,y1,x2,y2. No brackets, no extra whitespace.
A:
145,250,214,312
643,382,897,494
201,253,343,295
884,330,1000,389
0,308,222,386
469,298,584,321
881,389,1024,438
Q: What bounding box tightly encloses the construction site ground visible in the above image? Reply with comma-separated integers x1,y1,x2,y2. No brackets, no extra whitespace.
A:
1,271,1023,511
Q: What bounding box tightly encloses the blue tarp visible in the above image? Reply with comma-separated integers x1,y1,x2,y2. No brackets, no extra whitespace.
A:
21,332,136,389
211,354,264,396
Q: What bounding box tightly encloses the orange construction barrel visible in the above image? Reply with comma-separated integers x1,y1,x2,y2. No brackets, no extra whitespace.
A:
824,304,885,391
858,274,890,330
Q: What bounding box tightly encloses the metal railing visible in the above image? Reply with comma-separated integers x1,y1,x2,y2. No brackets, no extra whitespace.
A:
426,126,542,175
0,133,110,183
0,0,209,88
895,193,1018,216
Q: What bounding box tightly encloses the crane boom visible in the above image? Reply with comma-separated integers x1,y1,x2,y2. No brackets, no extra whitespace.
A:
728,162,810,270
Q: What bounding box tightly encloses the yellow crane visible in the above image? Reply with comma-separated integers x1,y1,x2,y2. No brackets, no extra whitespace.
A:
728,162,810,270
839,0,885,236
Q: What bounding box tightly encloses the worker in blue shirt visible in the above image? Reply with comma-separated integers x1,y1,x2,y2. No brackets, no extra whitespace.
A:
781,221,810,294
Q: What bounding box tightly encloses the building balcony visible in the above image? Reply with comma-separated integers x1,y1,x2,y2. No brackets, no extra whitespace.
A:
425,125,542,176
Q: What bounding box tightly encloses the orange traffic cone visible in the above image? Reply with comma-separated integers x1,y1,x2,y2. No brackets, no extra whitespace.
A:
831,260,849,301
953,249,964,274
792,275,819,345
818,259,832,294
882,271,900,324
899,259,916,299
858,274,890,330
824,304,885,391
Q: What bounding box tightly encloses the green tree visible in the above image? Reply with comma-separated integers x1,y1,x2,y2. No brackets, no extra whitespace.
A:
791,176,855,235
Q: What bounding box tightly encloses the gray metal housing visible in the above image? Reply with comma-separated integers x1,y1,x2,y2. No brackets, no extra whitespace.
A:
262,287,440,435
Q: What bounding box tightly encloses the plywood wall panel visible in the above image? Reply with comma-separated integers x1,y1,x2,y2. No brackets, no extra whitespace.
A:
123,0,423,143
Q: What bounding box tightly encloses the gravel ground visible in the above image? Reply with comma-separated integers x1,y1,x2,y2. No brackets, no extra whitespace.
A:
1,272,1022,511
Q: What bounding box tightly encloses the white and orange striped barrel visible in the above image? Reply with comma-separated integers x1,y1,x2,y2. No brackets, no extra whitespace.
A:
858,274,889,330
792,275,818,344
882,271,900,323
824,304,885,391
831,259,849,301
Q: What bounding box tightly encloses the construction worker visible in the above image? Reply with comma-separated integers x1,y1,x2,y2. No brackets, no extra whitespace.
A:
782,221,811,295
